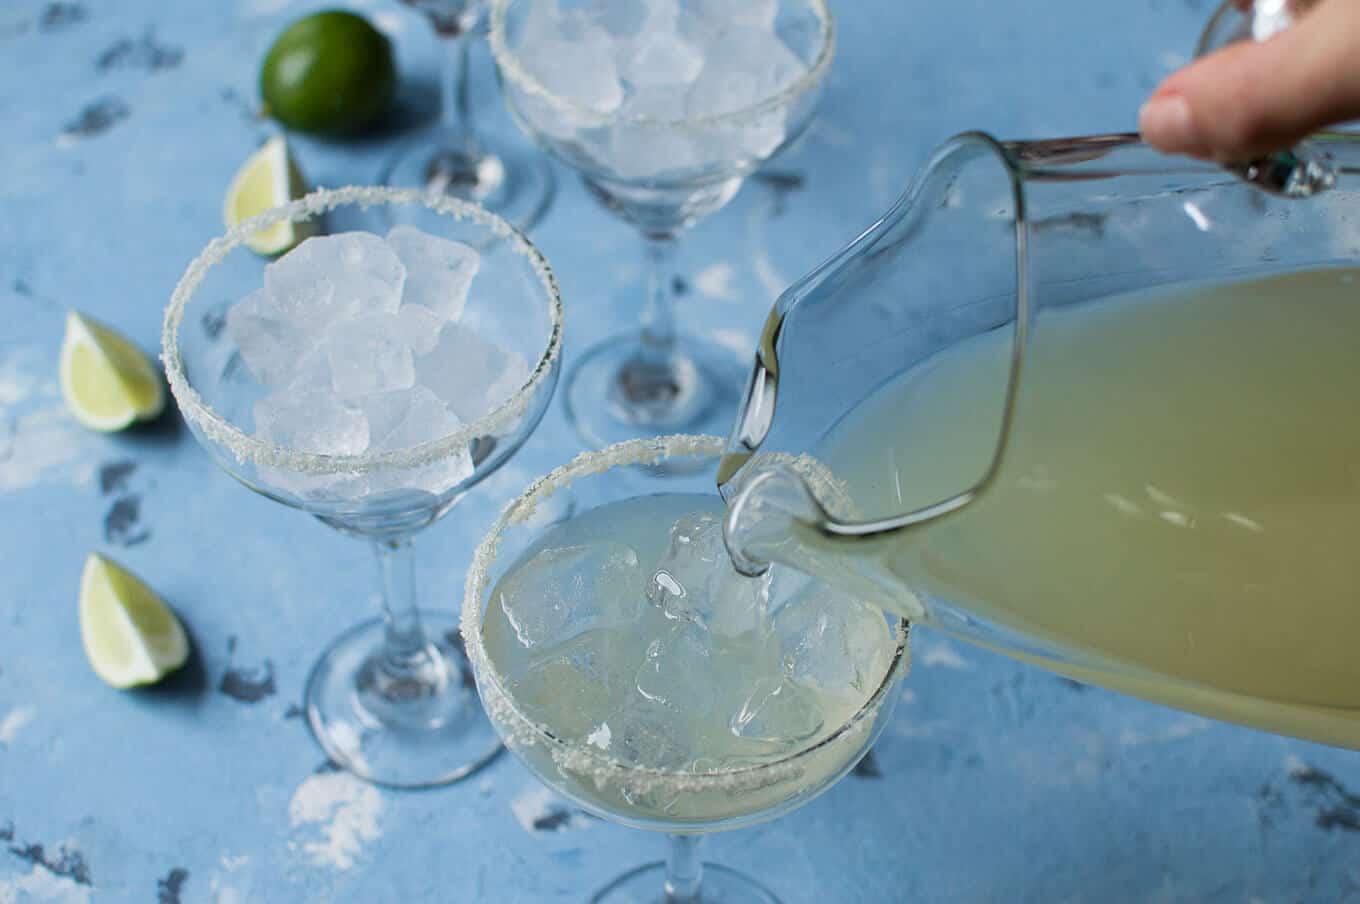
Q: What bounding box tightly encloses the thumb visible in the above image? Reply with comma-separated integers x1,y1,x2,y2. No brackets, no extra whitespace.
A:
1139,0,1360,161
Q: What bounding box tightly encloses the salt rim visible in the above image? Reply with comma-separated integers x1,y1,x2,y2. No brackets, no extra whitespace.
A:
487,0,836,130
461,433,910,800
161,185,564,476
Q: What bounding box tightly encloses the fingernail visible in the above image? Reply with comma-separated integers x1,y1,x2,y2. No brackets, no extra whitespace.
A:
1139,94,1199,153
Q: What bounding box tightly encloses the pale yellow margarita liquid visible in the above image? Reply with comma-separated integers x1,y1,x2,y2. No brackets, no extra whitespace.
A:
815,268,1360,746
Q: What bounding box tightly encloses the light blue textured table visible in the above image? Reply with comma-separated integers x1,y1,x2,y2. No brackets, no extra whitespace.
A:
4,0,1359,901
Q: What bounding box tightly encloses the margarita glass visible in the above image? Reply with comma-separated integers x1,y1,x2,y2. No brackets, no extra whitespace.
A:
488,0,835,457
463,435,908,902
164,186,563,788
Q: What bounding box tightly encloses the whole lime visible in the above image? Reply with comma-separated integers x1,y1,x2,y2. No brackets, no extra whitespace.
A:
260,10,396,135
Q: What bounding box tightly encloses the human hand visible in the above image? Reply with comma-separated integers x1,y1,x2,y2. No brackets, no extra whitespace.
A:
1139,0,1360,160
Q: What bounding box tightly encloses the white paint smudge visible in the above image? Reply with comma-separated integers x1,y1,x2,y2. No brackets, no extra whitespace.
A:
0,347,100,493
753,251,788,302
1162,718,1207,741
709,329,753,358
0,865,92,904
920,641,969,670
288,772,383,871
208,853,251,904
219,853,249,871
243,0,291,15
0,706,35,745
1120,718,1208,748
0,348,42,406
892,718,948,739
510,786,591,834
0,406,90,492
743,201,791,302
693,263,739,302
813,121,853,148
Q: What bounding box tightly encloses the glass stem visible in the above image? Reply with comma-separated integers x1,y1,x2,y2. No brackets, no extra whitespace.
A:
639,233,679,367
663,835,704,903
373,537,443,690
440,33,478,155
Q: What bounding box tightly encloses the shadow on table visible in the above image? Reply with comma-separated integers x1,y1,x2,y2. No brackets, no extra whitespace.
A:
136,617,208,701
308,75,443,150
123,397,184,445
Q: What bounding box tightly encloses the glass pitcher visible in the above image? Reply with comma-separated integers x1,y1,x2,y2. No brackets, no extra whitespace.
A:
718,124,1360,749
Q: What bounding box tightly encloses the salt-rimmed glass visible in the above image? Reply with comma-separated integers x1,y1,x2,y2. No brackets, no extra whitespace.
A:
163,186,563,788
488,0,835,462
381,0,555,232
462,435,908,903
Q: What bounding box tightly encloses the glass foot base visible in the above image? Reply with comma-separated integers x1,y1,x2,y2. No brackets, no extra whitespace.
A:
591,862,781,904
380,129,555,233
304,611,501,789
564,332,746,470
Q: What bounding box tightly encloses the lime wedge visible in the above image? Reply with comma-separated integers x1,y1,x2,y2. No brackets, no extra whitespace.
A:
79,553,188,688
224,135,312,256
59,311,165,432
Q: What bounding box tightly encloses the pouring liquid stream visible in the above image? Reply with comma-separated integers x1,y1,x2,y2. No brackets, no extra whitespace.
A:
725,267,1360,748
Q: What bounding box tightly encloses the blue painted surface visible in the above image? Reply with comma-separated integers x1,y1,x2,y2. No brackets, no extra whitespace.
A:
3,0,1359,901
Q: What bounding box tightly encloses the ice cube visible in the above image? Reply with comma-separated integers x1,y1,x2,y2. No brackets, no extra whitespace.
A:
617,29,702,88
517,8,624,116
591,0,678,45
362,385,460,451
519,0,565,48
392,304,443,356
729,674,824,745
286,344,332,393
590,0,646,39
614,705,689,814
614,703,693,771
621,83,691,120
496,542,644,650
252,388,369,455
385,226,480,322
647,511,771,637
415,322,531,423
508,629,633,739
226,288,313,386
324,312,416,398
688,0,777,31
608,122,700,179
773,583,894,703
686,29,806,116
356,387,474,494
264,232,406,327
608,85,701,178
634,622,716,714
686,27,807,159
